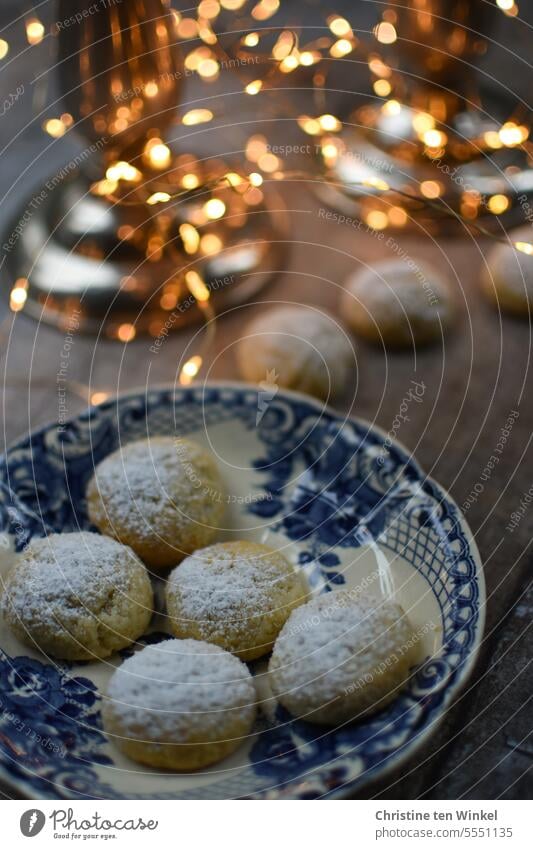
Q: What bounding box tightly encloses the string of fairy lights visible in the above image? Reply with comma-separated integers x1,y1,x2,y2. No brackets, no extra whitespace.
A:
2,0,532,398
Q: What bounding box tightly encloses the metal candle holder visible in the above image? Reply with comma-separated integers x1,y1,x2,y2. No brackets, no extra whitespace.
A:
3,0,286,337
316,0,533,229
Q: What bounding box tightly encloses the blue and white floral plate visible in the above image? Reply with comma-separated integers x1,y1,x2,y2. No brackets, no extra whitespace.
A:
0,383,484,800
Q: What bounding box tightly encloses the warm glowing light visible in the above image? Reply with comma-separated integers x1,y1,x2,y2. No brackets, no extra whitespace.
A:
258,153,280,173
221,0,246,7
0,39,9,59
299,51,318,66
423,129,447,148
145,139,171,169
26,18,45,45
200,234,223,255
388,206,408,227
412,111,435,135
147,191,172,205
328,16,352,37
106,161,142,182
375,22,397,44
144,81,159,98
180,223,201,254
366,210,389,230
117,323,136,342
484,130,503,149
180,355,203,385
319,114,342,132
204,198,226,219
487,194,510,214
182,173,200,190
10,281,28,312
252,0,280,22
298,116,321,136
249,172,263,187
245,79,263,95
182,108,214,127
177,18,198,39
330,39,353,58
185,271,210,302
496,0,514,8
368,57,391,78
280,55,299,73
382,99,402,116
197,58,219,79
224,172,243,187
321,142,339,160
198,0,220,17
499,122,528,147
515,241,533,255
364,177,390,191
91,179,118,196
244,32,259,47
43,118,66,138
420,180,442,199
91,392,109,405
373,79,392,97
246,135,268,162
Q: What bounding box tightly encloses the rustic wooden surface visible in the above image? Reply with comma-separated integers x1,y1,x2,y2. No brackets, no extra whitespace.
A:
0,1,531,800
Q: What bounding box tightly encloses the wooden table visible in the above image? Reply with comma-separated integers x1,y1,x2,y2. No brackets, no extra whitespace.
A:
0,0,531,800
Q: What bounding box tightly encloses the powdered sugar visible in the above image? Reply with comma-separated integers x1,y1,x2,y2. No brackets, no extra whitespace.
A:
166,541,307,651
105,638,256,741
237,305,354,399
269,590,417,720
1,531,141,629
88,437,217,541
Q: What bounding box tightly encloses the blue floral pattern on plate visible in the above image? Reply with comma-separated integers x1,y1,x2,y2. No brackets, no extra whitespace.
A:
0,384,484,799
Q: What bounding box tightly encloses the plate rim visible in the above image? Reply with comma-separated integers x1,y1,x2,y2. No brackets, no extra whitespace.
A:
0,380,486,800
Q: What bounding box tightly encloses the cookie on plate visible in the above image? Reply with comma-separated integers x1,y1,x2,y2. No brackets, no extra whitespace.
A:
1,532,153,661
166,540,309,661
87,437,225,571
103,638,256,770
269,590,418,724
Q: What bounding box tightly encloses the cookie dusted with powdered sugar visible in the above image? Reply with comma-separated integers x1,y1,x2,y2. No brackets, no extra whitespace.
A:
103,638,256,770
481,225,533,315
236,305,355,400
1,532,153,661
268,590,418,725
166,541,309,661
87,437,225,571
341,259,454,346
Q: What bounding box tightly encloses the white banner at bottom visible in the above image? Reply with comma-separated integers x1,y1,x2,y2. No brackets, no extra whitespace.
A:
3,799,528,848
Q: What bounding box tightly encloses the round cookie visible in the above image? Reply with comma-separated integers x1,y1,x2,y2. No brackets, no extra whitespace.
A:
166,541,309,661
1,532,153,661
87,437,225,571
481,225,533,315
103,638,256,770
341,259,453,346
268,590,418,725
236,305,355,400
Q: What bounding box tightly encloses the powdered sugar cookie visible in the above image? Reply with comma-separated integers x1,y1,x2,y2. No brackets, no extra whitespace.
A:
236,305,355,400
87,437,225,572
103,638,256,770
481,225,533,315
341,259,453,346
1,532,153,661
166,541,309,661
268,590,418,725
